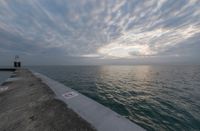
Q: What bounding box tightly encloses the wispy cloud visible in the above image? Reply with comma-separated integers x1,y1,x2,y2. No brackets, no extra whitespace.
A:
0,0,199,62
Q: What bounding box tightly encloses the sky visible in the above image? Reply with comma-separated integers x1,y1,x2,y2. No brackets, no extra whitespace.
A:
0,0,200,65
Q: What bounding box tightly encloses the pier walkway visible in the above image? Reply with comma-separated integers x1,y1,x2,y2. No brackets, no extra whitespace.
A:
0,69,145,131
0,69,96,131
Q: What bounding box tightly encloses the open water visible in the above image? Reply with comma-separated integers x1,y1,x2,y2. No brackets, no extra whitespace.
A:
30,65,200,131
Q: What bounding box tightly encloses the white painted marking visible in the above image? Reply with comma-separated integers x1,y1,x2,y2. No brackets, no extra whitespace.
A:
62,91,78,99
0,86,9,92
5,77,22,82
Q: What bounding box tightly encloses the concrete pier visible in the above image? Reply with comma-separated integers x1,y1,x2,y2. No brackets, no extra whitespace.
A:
0,69,145,131
0,69,96,131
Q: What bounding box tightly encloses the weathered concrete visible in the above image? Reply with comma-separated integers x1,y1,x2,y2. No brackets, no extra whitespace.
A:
34,72,145,131
0,69,96,131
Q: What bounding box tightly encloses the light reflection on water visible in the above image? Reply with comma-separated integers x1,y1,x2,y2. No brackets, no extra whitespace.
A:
30,65,200,131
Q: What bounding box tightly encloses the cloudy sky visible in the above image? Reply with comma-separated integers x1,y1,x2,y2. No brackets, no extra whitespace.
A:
0,0,200,65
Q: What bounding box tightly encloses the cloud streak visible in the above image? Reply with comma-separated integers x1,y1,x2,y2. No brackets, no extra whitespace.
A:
0,0,200,64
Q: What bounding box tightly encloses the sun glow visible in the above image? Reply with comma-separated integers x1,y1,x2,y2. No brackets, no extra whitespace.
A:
98,43,156,58
97,25,200,58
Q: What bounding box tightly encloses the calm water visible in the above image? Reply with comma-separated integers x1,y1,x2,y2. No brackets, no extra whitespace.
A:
30,65,200,131
0,72,11,85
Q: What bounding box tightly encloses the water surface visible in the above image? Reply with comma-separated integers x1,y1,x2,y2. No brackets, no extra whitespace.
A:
30,65,200,131
0,72,11,85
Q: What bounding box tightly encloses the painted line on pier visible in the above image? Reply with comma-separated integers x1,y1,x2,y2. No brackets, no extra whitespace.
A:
5,77,22,82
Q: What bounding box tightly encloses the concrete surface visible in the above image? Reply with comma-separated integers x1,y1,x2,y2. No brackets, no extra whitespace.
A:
34,71,145,131
0,69,96,131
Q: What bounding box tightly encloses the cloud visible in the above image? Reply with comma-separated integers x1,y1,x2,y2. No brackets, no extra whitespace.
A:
0,0,199,64
98,25,200,58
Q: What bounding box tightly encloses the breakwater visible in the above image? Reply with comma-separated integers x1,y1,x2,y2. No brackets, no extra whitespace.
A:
0,69,145,131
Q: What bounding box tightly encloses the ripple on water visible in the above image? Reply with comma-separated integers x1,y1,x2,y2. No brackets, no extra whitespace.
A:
30,65,200,131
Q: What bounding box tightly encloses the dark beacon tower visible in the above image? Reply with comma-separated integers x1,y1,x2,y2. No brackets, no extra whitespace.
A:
14,55,21,68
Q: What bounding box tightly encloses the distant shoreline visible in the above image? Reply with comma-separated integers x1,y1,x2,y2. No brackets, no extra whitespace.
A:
0,68,16,71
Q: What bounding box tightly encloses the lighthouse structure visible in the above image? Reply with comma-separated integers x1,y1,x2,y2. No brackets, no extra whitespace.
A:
14,55,21,68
